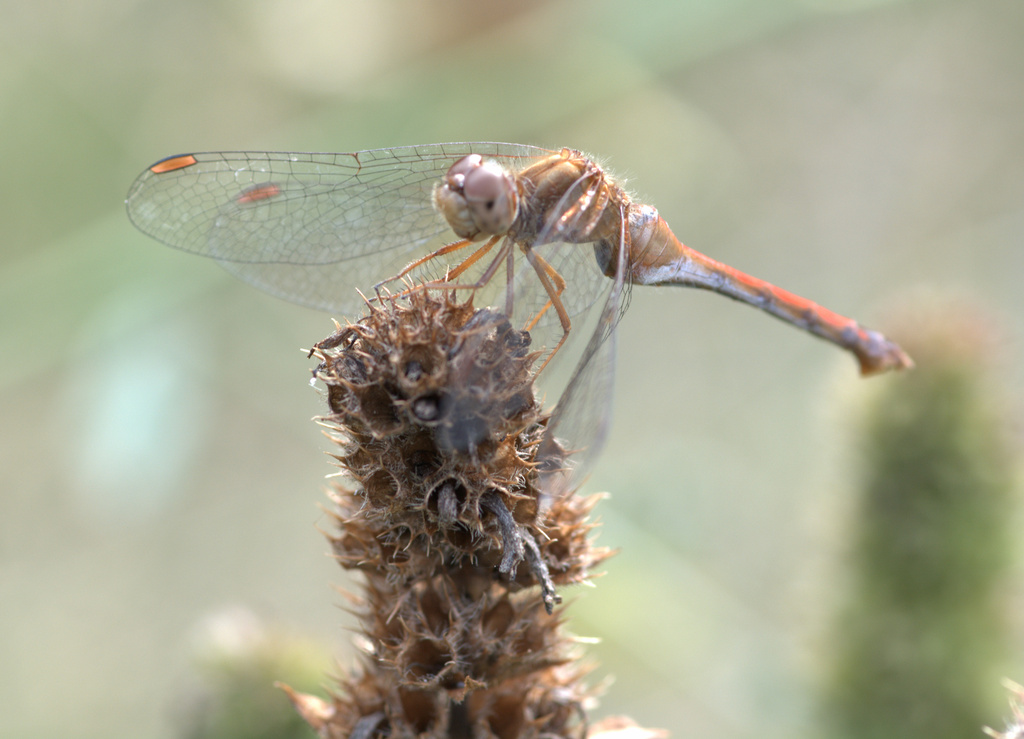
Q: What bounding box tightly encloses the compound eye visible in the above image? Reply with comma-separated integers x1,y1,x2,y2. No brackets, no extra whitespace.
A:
463,162,507,204
445,154,483,190
463,163,515,235
461,161,516,235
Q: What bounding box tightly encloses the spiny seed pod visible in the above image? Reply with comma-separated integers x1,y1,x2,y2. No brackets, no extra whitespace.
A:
312,293,553,595
284,291,640,739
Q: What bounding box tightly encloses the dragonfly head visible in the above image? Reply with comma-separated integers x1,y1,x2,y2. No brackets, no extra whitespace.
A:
434,154,519,241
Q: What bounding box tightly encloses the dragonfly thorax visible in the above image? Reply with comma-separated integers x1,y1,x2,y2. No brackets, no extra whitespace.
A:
433,154,519,241
510,150,628,250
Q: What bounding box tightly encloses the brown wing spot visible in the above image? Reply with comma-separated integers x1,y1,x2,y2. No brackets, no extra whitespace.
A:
236,183,282,204
150,154,198,174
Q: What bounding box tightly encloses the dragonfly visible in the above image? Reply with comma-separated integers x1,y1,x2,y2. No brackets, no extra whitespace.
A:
126,142,912,500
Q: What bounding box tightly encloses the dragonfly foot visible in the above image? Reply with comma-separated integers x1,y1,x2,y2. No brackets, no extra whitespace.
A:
481,491,559,613
524,533,561,614
481,491,525,574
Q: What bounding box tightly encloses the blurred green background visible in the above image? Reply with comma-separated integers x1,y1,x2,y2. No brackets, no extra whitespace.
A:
3,0,1023,737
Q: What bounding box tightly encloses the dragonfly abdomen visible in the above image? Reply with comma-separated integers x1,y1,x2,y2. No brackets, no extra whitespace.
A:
624,203,912,375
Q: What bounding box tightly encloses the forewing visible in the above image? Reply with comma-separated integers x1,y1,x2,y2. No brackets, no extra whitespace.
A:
125,143,550,313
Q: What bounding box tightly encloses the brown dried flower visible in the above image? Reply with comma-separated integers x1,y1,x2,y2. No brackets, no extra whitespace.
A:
280,290,650,739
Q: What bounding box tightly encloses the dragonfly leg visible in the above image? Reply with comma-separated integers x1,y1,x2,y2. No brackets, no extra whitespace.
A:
564,174,609,238
373,237,475,294
445,235,503,282
380,235,507,302
521,244,572,374
522,250,568,332
547,172,604,241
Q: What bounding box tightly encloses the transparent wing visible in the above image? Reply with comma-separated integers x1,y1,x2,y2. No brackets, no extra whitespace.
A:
535,206,633,507
125,143,551,313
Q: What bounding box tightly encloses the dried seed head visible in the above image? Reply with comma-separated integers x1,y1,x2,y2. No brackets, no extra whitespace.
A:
305,290,642,739
312,292,554,580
